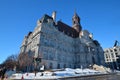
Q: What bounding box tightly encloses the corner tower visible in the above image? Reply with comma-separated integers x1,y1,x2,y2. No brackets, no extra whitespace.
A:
72,12,82,32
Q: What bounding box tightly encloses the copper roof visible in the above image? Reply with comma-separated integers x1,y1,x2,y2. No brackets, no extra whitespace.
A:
56,21,79,38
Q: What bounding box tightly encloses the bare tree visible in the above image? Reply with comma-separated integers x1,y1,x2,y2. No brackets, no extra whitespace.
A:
2,54,18,70
18,52,33,72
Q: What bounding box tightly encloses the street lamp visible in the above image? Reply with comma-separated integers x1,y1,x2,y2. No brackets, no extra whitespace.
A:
33,57,41,75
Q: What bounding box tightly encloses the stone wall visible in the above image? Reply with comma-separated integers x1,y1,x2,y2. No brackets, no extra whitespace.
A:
39,22,75,69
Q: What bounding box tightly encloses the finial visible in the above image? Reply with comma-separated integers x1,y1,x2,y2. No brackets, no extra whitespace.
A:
73,9,79,18
52,11,56,22
89,33,93,39
74,9,77,15
74,9,76,13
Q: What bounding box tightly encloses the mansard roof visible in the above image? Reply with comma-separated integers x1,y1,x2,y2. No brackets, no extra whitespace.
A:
56,21,79,38
93,40,100,46
26,31,32,38
40,14,53,23
39,14,79,38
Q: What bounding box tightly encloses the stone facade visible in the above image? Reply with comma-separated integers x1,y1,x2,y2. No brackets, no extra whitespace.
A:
20,12,105,70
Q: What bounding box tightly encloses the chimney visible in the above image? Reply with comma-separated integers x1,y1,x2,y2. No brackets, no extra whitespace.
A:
52,11,56,22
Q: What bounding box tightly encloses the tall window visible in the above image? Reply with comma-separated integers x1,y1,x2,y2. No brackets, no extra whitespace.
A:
57,64,60,69
110,49,113,52
111,53,114,58
64,64,66,68
92,57,95,64
114,49,117,52
106,54,108,58
49,63,53,69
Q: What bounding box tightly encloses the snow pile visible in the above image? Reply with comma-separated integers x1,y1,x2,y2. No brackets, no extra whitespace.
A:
54,68,102,77
54,68,75,77
5,70,16,77
10,72,61,79
10,68,105,79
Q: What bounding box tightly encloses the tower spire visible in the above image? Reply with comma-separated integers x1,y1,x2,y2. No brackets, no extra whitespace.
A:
72,11,82,32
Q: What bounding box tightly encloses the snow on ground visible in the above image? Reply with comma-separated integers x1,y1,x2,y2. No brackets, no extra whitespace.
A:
9,68,106,79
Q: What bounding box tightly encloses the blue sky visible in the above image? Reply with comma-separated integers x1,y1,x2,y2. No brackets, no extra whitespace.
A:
0,0,120,64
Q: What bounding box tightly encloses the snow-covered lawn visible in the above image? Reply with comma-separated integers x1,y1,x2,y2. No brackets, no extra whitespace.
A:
9,68,106,79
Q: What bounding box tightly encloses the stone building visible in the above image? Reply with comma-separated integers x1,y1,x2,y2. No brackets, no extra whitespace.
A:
104,42,120,70
20,12,105,70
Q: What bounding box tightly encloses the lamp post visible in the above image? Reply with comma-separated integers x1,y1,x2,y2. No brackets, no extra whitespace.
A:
33,57,41,70
33,56,41,76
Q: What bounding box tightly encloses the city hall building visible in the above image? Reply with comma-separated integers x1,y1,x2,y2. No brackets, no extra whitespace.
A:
20,11,105,70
